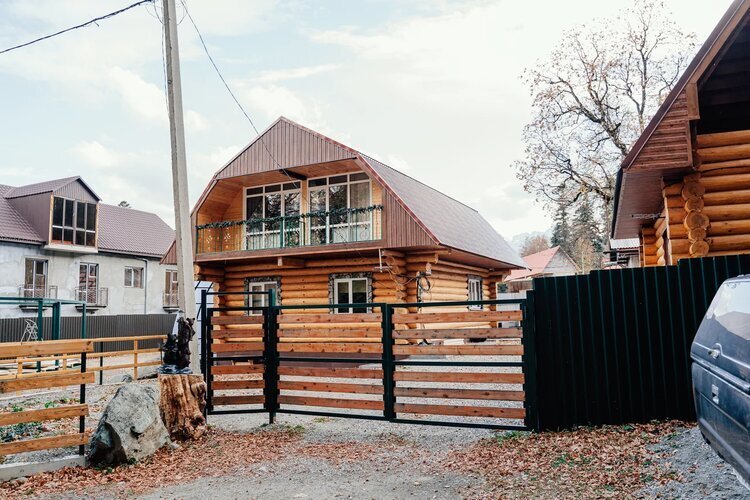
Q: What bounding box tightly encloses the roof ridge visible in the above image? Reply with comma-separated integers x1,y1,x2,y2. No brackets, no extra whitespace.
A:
100,202,166,217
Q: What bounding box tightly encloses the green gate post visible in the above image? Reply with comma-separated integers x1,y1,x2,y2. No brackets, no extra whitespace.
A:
51,302,61,340
522,291,540,432
263,289,279,424
36,299,44,372
381,304,396,421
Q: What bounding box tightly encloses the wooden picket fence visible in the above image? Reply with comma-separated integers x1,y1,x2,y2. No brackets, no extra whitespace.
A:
0,339,93,457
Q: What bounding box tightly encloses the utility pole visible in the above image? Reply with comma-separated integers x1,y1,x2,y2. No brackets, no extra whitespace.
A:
163,0,198,371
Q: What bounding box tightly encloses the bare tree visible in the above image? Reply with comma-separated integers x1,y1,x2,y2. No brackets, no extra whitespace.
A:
514,0,695,227
520,234,550,257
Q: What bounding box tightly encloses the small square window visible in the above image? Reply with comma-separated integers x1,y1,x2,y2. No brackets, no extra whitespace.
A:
124,266,143,288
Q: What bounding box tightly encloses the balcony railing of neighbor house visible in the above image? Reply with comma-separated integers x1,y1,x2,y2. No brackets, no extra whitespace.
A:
74,287,109,308
163,291,179,310
17,285,58,299
196,205,383,254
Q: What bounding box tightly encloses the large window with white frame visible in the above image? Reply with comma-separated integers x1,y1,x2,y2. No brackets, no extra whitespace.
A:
245,182,301,249
332,277,370,313
245,279,279,315
308,172,371,245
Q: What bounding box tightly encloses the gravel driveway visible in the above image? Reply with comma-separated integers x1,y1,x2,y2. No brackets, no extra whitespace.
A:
639,426,749,498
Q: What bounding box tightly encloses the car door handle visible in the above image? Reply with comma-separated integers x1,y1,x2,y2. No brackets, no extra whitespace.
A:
708,347,720,359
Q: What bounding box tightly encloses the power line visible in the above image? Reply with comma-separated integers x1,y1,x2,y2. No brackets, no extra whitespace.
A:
0,0,155,55
178,0,284,171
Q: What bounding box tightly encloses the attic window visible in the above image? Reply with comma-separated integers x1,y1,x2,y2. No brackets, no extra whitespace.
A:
52,197,97,246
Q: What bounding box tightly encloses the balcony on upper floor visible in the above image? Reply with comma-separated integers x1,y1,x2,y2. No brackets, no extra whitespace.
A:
195,205,383,256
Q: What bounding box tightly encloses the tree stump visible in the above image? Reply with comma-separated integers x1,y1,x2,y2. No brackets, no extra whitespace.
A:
159,374,207,441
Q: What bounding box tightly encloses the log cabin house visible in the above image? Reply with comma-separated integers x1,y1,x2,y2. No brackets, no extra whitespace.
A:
163,117,526,325
612,0,750,266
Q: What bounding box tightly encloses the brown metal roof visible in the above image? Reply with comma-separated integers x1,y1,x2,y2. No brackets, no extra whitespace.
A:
97,204,175,258
361,155,526,268
0,181,173,258
4,176,100,200
612,0,750,238
0,185,45,244
182,117,525,269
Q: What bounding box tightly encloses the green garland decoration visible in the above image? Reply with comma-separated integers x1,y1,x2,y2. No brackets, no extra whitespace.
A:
196,205,383,230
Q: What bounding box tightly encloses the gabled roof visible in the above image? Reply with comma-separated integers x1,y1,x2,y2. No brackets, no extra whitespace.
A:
0,185,45,244
0,180,173,258
4,176,100,200
189,117,525,269
97,204,175,258
505,246,577,281
612,0,750,238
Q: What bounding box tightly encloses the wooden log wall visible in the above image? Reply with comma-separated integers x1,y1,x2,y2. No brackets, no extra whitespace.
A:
197,251,506,333
658,129,750,262
641,226,658,267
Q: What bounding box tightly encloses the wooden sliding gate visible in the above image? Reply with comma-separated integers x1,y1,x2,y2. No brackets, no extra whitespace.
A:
201,292,537,430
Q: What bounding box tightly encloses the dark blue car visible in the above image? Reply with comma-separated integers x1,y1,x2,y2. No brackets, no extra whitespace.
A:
691,275,750,482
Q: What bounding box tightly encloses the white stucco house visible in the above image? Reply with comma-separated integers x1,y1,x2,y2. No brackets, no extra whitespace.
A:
0,176,177,318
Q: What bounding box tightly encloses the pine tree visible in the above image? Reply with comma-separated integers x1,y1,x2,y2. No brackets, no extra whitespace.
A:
550,204,573,256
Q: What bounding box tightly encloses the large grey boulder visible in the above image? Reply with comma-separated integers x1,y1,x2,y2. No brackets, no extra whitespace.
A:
88,384,171,465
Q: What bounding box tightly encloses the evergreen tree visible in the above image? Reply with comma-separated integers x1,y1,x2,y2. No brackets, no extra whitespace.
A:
550,204,573,256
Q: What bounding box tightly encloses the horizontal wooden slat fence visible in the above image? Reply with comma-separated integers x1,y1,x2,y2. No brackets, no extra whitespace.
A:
1,336,167,383
0,339,92,458
531,254,750,431
201,293,535,430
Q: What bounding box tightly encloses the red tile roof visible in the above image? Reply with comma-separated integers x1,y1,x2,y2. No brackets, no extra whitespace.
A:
506,246,562,281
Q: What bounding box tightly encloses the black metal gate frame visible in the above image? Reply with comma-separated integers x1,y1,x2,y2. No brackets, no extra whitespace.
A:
201,290,538,431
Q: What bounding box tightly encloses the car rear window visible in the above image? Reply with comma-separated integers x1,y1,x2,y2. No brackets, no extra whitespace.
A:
705,280,750,340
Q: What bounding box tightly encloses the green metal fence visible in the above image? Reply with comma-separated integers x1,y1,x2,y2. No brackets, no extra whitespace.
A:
0,297,87,342
530,254,750,431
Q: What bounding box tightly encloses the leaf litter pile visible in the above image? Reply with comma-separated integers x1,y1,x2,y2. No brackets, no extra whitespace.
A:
443,420,686,498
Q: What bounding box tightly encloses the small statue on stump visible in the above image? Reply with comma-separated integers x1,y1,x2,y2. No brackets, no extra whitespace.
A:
159,314,195,375
158,313,207,441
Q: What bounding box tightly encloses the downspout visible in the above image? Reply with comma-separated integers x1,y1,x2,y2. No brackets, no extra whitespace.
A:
138,258,149,314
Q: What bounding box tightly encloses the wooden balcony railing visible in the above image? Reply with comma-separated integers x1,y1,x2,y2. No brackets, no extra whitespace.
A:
196,205,382,254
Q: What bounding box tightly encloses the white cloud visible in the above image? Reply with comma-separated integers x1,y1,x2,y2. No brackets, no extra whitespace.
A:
237,83,325,130
107,67,167,123
71,141,120,168
253,64,340,83
185,110,209,133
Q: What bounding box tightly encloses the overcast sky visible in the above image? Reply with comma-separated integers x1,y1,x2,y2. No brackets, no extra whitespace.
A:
0,0,734,240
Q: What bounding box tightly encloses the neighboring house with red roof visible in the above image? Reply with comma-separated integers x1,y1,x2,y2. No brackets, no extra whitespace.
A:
0,177,176,317
164,117,524,314
502,246,579,293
